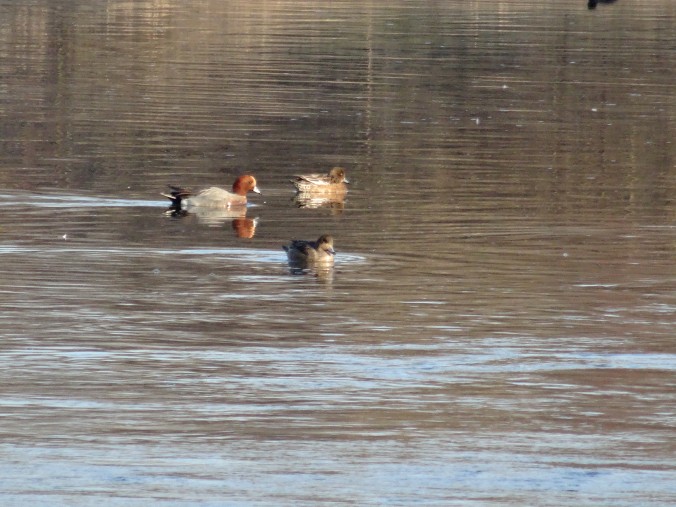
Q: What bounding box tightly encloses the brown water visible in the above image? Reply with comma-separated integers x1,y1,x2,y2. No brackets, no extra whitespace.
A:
1,0,675,505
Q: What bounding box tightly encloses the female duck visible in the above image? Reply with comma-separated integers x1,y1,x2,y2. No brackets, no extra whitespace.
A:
291,167,349,193
163,174,260,209
283,234,335,266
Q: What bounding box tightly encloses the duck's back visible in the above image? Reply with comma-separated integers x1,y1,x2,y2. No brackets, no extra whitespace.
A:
185,187,244,208
283,236,334,265
296,174,329,185
292,175,347,194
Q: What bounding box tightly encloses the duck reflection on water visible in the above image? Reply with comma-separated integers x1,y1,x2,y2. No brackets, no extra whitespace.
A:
164,206,259,238
283,234,336,280
290,167,349,211
162,174,261,237
292,193,345,213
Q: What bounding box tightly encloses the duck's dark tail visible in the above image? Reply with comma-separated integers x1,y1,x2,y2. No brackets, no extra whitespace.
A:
161,185,192,208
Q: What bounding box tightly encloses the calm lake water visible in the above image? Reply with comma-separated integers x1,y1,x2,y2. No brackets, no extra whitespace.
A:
1,0,675,505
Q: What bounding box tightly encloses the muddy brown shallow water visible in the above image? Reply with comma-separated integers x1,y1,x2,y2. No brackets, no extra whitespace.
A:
1,0,675,505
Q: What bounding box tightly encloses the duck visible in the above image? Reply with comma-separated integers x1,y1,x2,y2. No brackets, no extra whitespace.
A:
162,174,260,209
283,234,335,266
291,167,349,193
588,0,617,8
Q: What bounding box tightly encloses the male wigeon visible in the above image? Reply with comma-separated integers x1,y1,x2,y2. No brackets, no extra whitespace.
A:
162,175,260,209
283,234,335,266
291,167,349,193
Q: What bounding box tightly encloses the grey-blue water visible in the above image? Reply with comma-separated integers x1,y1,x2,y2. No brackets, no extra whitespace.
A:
1,0,674,505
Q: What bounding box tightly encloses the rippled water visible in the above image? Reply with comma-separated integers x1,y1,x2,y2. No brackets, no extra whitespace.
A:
1,0,675,505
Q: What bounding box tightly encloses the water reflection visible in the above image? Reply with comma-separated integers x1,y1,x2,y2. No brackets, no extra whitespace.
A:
165,203,259,236
231,216,258,239
286,264,335,284
292,193,346,212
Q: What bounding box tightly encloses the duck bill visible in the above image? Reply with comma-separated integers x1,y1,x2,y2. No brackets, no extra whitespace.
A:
252,186,261,194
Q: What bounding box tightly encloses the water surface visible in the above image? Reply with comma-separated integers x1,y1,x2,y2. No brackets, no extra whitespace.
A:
1,0,675,505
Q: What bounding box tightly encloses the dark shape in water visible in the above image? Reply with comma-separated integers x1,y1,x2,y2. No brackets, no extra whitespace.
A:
283,235,335,267
588,0,618,10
